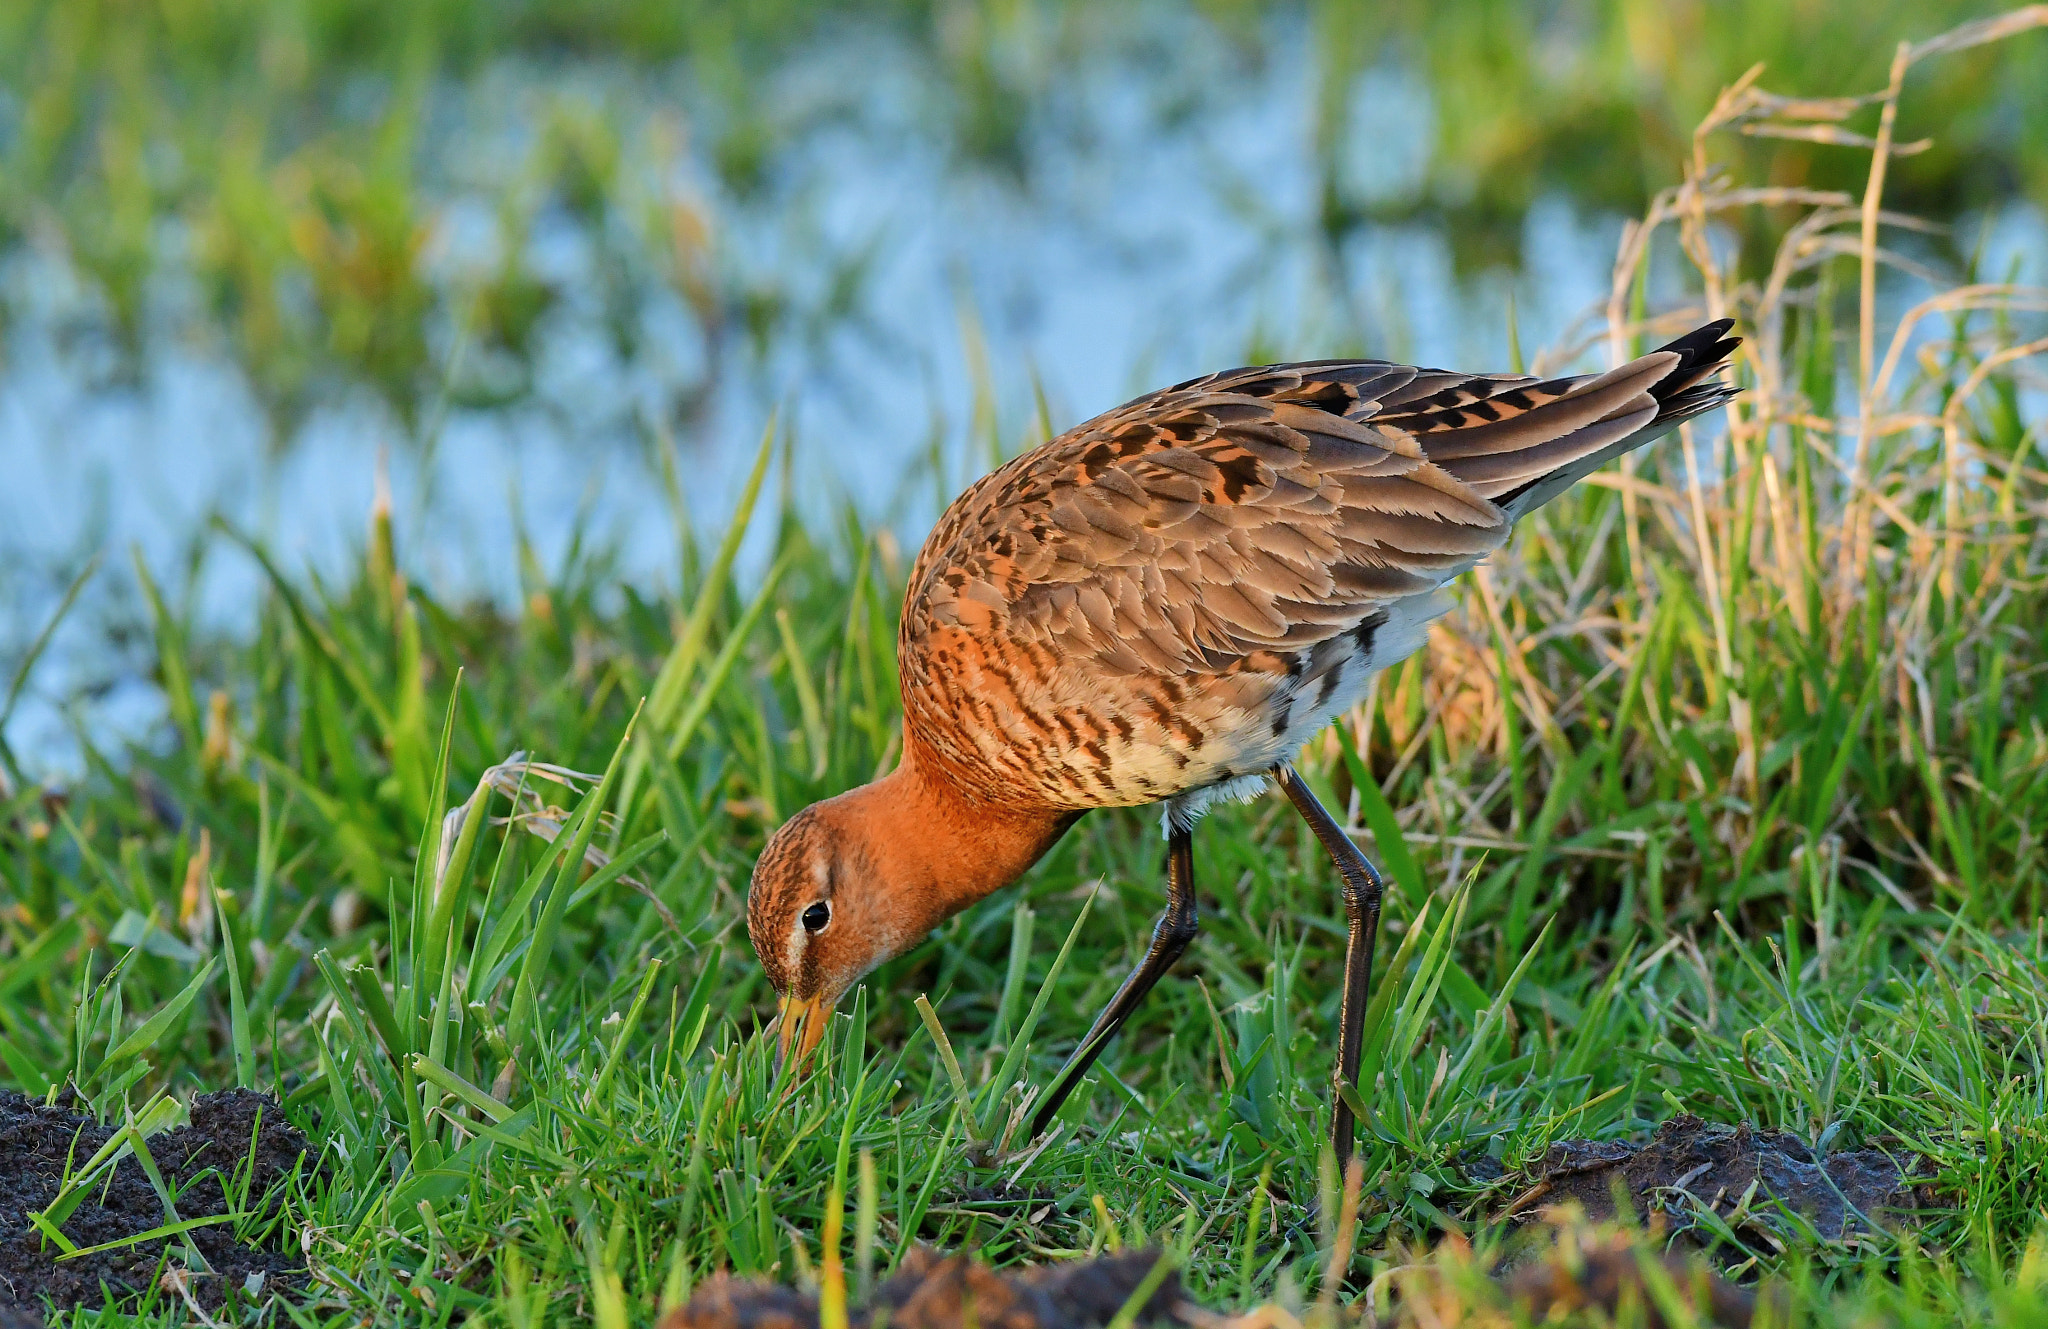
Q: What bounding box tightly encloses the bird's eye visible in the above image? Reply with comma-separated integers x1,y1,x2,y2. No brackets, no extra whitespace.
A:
801,902,831,933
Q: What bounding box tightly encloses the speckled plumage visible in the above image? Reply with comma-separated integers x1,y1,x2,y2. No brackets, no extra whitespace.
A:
898,322,1741,824
746,321,1739,1135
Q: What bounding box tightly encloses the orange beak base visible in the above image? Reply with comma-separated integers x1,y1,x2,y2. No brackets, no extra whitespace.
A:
775,994,832,1081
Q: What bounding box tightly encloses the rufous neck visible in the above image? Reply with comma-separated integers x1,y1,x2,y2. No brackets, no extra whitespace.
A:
849,746,1073,922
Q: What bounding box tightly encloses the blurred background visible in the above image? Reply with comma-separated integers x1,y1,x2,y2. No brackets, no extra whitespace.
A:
2,0,2044,772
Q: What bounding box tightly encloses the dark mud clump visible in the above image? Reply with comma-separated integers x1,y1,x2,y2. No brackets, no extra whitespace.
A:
1497,1226,1769,1329
0,1088,311,1320
1524,1114,1938,1243
665,1237,1769,1329
664,1248,1190,1329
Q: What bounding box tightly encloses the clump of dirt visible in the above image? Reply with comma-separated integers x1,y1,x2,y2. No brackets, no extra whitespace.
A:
1495,1226,1767,1329
1523,1114,1938,1243
0,1088,311,1320
670,1233,1767,1329
664,1248,1191,1329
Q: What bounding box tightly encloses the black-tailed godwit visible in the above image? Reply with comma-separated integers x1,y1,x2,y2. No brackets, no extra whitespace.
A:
749,319,1740,1162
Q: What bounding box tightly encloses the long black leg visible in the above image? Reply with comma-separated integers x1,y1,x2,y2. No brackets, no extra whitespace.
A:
1276,765,1385,1170
1028,826,1198,1140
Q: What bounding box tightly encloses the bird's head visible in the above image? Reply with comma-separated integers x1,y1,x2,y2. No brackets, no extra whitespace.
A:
747,765,1082,1076
747,794,919,1073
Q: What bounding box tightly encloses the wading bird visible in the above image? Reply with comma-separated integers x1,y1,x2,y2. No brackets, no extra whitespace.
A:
749,321,1739,1162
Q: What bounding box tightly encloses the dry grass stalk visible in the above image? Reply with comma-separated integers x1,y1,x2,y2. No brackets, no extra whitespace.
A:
1329,5,2048,910
434,751,681,935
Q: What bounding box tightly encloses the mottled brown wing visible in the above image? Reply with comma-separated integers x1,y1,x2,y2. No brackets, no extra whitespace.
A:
895,324,1737,807
902,346,1693,678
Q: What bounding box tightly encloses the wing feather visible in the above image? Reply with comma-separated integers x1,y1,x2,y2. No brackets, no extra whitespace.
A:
903,321,1738,717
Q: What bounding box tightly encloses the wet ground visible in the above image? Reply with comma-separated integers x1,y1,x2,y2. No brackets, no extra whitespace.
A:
0,1089,310,1319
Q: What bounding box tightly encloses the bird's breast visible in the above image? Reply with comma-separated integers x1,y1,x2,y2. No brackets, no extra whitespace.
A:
902,590,1453,813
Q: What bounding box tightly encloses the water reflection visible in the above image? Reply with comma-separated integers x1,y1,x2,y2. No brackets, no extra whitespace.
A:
2,18,2042,774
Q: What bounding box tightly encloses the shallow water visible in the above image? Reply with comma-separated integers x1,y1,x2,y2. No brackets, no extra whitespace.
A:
2,17,2043,774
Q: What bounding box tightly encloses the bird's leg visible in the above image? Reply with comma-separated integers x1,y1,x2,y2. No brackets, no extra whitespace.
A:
1028,826,1198,1140
1276,765,1385,1170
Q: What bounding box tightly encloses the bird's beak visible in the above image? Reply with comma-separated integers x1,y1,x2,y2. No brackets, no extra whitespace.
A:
774,993,832,1080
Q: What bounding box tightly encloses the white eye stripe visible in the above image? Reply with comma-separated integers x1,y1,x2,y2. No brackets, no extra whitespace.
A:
784,912,806,977
785,856,834,977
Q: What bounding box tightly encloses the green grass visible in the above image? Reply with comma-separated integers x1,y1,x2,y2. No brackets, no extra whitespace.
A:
4,12,2048,1328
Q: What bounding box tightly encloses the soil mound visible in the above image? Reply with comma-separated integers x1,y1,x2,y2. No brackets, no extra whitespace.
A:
1528,1114,1935,1241
667,1236,1763,1329
665,1248,1190,1329
0,1088,310,1320
1495,1227,1765,1328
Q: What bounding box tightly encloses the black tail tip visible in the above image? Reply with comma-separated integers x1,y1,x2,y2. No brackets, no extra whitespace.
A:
1650,318,1741,402
1653,317,1741,364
